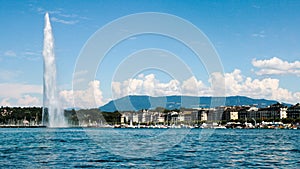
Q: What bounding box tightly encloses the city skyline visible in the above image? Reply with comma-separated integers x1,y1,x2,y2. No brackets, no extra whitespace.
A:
1,0,300,108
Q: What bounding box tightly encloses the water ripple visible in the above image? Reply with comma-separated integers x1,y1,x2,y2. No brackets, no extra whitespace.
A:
0,128,299,168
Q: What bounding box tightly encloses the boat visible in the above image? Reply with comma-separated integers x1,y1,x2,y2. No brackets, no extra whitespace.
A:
213,125,227,129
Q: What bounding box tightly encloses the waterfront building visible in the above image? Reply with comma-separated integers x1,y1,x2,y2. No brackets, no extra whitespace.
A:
157,114,165,123
238,106,257,120
280,107,288,119
258,103,287,120
183,111,192,123
119,102,293,125
248,107,259,119
137,112,144,123
132,113,139,123
287,103,300,119
238,103,287,121
222,107,240,121
120,112,131,124
170,111,179,124
120,111,139,124
120,111,166,124
120,114,126,124
199,109,208,121
207,107,224,121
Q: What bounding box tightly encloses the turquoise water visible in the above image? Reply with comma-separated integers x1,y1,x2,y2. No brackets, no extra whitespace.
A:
0,128,299,168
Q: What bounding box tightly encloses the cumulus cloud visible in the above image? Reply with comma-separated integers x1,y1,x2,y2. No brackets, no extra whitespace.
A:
112,71,300,104
112,74,181,98
211,69,299,103
2,71,299,107
0,83,42,98
0,83,42,107
0,98,12,107
60,80,105,108
111,73,221,99
17,95,41,106
181,76,210,96
252,57,300,76
0,95,41,107
0,81,106,108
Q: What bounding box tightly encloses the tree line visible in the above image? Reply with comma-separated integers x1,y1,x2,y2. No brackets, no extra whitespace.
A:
0,106,121,126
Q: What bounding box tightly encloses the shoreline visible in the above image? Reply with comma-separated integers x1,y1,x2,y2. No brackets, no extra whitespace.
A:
0,125,298,129
0,125,47,128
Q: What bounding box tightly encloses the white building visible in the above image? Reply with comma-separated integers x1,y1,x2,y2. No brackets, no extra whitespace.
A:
280,107,287,119
230,111,239,120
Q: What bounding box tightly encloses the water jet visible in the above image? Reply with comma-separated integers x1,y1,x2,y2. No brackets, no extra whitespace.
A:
42,12,68,127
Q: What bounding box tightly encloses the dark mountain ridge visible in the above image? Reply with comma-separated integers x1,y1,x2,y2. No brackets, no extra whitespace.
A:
99,95,291,112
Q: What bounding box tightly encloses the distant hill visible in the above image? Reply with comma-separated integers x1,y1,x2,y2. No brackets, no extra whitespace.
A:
99,95,290,112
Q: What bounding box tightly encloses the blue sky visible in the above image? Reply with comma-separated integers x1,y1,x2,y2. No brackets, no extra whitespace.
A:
1,0,300,107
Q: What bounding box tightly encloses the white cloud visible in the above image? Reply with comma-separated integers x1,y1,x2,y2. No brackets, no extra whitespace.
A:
0,83,42,98
22,50,41,61
35,7,82,25
0,81,106,108
4,50,16,57
0,70,22,81
36,7,88,20
209,72,226,96
111,74,181,98
181,76,210,96
1,49,41,61
58,13,78,18
0,95,41,107
213,69,299,103
37,7,44,13
252,57,300,76
24,51,40,56
17,95,41,106
51,17,79,25
0,83,42,107
36,7,62,15
0,98,11,107
2,71,298,108
252,30,265,38
112,71,300,104
293,92,300,101
60,80,106,108
252,5,261,9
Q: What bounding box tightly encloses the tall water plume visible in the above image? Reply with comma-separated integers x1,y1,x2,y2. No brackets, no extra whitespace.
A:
42,12,68,127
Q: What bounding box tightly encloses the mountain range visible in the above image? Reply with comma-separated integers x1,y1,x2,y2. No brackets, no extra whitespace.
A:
99,95,290,112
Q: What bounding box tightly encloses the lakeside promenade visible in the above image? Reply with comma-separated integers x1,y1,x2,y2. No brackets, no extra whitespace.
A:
1,122,299,129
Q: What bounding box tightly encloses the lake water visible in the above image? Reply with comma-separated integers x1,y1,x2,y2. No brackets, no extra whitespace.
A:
0,128,299,168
